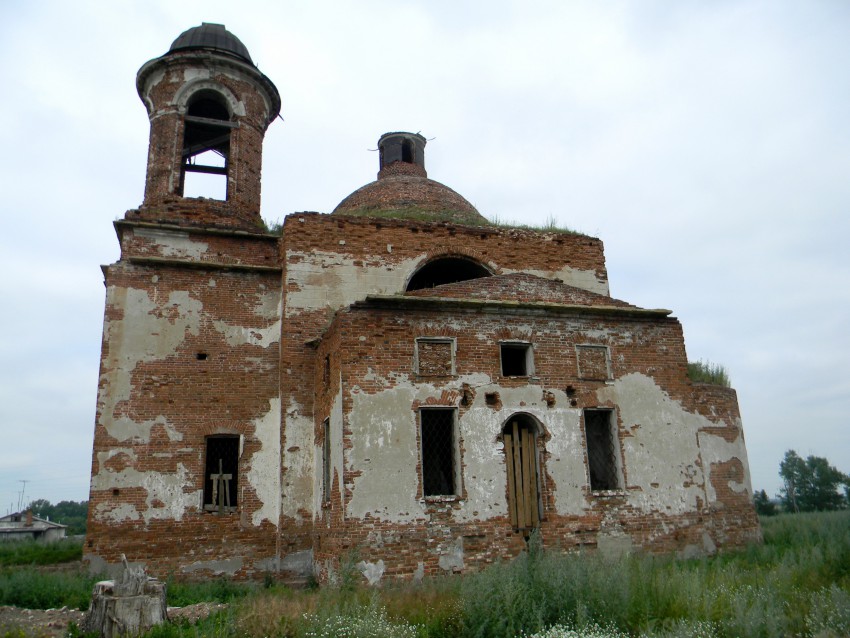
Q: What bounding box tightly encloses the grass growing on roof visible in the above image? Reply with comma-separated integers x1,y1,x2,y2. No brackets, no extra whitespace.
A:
687,360,731,387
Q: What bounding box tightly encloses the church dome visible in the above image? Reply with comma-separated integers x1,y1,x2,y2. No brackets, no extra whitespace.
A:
169,23,253,64
332,132,490,227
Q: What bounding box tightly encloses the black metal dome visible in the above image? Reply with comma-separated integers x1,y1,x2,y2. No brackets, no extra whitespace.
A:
169,23,253,64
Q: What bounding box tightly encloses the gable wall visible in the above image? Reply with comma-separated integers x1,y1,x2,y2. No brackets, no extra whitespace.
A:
309,303,759,581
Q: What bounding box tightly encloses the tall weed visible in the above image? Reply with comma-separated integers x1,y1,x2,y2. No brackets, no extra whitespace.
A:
0,567,97,610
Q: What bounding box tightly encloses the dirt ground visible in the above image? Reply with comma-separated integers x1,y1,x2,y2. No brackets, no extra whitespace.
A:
0,602,227,638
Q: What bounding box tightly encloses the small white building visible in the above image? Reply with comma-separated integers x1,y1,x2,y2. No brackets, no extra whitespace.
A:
0,511,67,543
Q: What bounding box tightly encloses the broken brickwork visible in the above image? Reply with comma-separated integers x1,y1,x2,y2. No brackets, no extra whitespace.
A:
85,24,760,584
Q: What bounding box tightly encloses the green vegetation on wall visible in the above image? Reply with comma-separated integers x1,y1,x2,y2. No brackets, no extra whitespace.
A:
686,359,731,387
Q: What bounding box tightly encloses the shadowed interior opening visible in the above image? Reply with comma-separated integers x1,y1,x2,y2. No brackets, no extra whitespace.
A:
406,257,491,291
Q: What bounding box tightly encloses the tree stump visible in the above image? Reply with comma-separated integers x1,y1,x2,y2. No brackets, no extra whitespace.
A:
83,555,167,638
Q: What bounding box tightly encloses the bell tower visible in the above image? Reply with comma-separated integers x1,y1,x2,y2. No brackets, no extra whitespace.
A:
133,23,280,230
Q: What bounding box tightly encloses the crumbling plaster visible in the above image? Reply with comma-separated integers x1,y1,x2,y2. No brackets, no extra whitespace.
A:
285,251,420,317
596,373,752,514
91,451,198,524
313,383,345,516
133,228,210,259
281,399,314,523
99,285,202,443
502,265,609,296
246,398,282,526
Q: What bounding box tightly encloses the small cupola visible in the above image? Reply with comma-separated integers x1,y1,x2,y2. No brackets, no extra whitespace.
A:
332,132,490,227
378,132,427,179
133,24,280,231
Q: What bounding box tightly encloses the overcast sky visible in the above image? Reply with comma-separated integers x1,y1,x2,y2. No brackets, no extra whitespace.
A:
1,1,848,514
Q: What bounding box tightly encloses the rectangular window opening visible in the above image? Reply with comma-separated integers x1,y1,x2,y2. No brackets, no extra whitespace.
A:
322,419,331,503
203,435,239,513
420,408,459,497
500,342,533,376
583,409,622,491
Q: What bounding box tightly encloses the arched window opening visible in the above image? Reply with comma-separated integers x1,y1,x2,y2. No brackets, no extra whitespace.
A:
406,257,491,291
180,90,234,200
502,416,541,531
401,139,414,163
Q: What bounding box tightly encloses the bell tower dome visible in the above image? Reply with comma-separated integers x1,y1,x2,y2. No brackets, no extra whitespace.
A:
133,23,281,230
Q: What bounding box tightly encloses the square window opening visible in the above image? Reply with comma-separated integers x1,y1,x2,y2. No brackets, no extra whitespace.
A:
501,342,533,376
420,408,459,497
203,435,239,513
583,409,622,491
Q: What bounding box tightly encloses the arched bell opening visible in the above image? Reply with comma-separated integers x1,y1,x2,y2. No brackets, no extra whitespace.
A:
180,89,235,200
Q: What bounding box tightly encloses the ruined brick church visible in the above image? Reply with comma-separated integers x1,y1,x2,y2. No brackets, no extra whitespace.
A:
85,24,760,582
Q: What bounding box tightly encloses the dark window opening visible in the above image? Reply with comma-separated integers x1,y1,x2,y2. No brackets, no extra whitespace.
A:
583,409,621,491
401,139,414,163
503,416,540,531
322,419,331,503
501,343,533,376
406,257,491,291
196,352,208,361
323,355,331,387
421,409,457,497
180,91,234,200
203,435,239,513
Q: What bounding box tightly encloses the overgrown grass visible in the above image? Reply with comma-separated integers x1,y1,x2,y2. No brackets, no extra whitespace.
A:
165,576,261,607
488,213,579,235
3,513,849,638
686,360,731,387
0,538,83,566
0,567,99,611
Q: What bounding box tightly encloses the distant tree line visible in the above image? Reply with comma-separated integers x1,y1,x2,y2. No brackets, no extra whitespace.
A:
754,450,850,516
27,499,88,535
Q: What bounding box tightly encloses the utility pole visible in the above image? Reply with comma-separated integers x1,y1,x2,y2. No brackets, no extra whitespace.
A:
17,480,28,512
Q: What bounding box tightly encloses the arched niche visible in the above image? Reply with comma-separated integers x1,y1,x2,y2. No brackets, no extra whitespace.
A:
406,256,492,291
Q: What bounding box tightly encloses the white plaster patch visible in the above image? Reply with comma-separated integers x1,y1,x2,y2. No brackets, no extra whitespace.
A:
281,400,314,522
213,319,281,348
698,425,753,503
596,373,710,515
438,537,465,572
181,557,243,576
94,502,140,524
356,559,385,586
133,228,209,259
246,398,282,526
346,388,424,522
91,455,199,523
98,286,202,443
502,265,608,295
285,250,420,316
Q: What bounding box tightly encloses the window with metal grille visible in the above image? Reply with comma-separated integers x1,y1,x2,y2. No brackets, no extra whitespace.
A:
500,342,533,376
203,435,239,512
583,409,621,491
420,408,458,497
322,419,331,502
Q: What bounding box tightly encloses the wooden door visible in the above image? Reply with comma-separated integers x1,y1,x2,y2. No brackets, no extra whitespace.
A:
504,420,540,530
